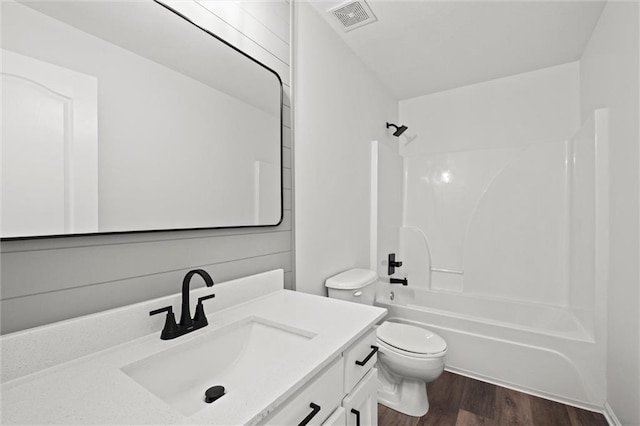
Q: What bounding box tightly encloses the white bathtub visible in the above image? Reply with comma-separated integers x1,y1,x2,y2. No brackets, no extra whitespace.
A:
383,285,592,341
374,282,605,411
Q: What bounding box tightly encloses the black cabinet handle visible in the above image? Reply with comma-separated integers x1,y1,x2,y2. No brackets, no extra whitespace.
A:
355,345,379,366
298,402,321,426
351,408,361,426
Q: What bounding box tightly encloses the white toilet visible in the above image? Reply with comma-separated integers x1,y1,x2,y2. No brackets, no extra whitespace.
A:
325,268,447,417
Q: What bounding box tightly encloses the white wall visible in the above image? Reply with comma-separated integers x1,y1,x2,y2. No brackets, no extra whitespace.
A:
293,2,398,295
400,62,580,156
579,3,640,424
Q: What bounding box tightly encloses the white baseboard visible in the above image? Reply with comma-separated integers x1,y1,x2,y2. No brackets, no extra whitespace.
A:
603,402,621,426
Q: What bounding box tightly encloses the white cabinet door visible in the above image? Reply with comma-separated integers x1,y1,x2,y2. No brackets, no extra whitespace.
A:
342,369,378,426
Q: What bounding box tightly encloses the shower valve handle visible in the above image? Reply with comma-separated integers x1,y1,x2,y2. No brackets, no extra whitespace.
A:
388,253,403,275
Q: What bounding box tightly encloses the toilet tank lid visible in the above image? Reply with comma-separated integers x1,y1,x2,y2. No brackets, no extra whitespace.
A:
325,269,378,290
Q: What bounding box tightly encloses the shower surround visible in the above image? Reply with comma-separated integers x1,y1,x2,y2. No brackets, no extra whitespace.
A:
369,63,610,410
376,108,608,409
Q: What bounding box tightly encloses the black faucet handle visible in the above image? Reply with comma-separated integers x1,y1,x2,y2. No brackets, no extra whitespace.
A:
150,305,180,340
388,253,404,275
193,293,216,325
198,293,216,303
150,305,172,316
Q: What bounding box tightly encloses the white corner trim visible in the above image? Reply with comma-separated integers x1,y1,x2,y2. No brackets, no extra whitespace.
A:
370,140,379,271
603,402,622,426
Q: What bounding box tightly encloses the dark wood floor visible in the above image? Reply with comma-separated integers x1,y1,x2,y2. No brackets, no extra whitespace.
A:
378,372,608,426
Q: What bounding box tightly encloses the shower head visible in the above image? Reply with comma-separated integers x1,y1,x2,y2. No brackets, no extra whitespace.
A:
386,122,408,137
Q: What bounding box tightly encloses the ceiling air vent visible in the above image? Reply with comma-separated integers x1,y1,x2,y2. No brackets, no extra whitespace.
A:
328,0,377,32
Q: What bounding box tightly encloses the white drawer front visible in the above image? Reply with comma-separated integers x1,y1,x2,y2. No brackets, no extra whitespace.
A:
266,357,344,426
343,329,377,393
341,369,378,426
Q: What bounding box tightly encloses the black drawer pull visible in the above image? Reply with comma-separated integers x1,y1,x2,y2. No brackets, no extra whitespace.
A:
355,345,379,366
298,402,321,426
351,408,361,426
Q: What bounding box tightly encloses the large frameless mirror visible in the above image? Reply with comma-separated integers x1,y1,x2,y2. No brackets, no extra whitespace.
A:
1,0,283,239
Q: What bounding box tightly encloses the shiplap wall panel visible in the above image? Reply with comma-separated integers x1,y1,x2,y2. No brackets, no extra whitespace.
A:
284,189,292,211
284,271,293,290
2,231,292,299
283,126,292,147
1,209,292,253
283,147,292,169
0,0,293,334
2,251,293,332
283,169,292,189
197,1,290,64
164,0,290,85
283,84,291,107
283,105,292,127
236,1,290,44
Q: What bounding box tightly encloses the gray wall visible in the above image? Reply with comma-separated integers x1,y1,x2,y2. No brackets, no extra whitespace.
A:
0,0,294,335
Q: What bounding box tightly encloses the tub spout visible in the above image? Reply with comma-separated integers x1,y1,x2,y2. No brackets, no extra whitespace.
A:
390,277,408,286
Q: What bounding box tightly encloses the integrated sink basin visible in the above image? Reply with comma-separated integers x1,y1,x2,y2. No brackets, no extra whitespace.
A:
121,317,316,416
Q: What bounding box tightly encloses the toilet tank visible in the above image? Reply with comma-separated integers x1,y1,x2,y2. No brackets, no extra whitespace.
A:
325,269,377,306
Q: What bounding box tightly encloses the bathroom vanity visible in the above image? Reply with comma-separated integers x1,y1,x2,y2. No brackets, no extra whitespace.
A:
0,270,386,425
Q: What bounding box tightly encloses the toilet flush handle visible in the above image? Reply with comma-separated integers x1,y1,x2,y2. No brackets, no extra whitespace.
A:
353,290,362,297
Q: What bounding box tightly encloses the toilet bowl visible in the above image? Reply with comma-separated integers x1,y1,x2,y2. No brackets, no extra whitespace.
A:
375,321,446,416
325,269,447,417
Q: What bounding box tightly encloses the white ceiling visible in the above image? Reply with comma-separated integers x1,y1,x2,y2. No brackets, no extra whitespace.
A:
308,0,606,100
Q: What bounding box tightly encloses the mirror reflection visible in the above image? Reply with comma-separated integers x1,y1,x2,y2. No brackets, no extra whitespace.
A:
1,0,283,239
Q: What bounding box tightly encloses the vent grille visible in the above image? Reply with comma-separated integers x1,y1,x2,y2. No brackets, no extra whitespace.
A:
329,0,377,31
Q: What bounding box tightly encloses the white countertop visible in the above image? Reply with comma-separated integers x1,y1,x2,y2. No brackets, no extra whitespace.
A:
1,275,386,425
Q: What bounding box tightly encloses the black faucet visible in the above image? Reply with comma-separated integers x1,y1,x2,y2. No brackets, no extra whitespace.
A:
390,277,408,286
149,269,216,340
179,269,214,327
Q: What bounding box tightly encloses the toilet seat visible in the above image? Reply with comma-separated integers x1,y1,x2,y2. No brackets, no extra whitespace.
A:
377,321,447,358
